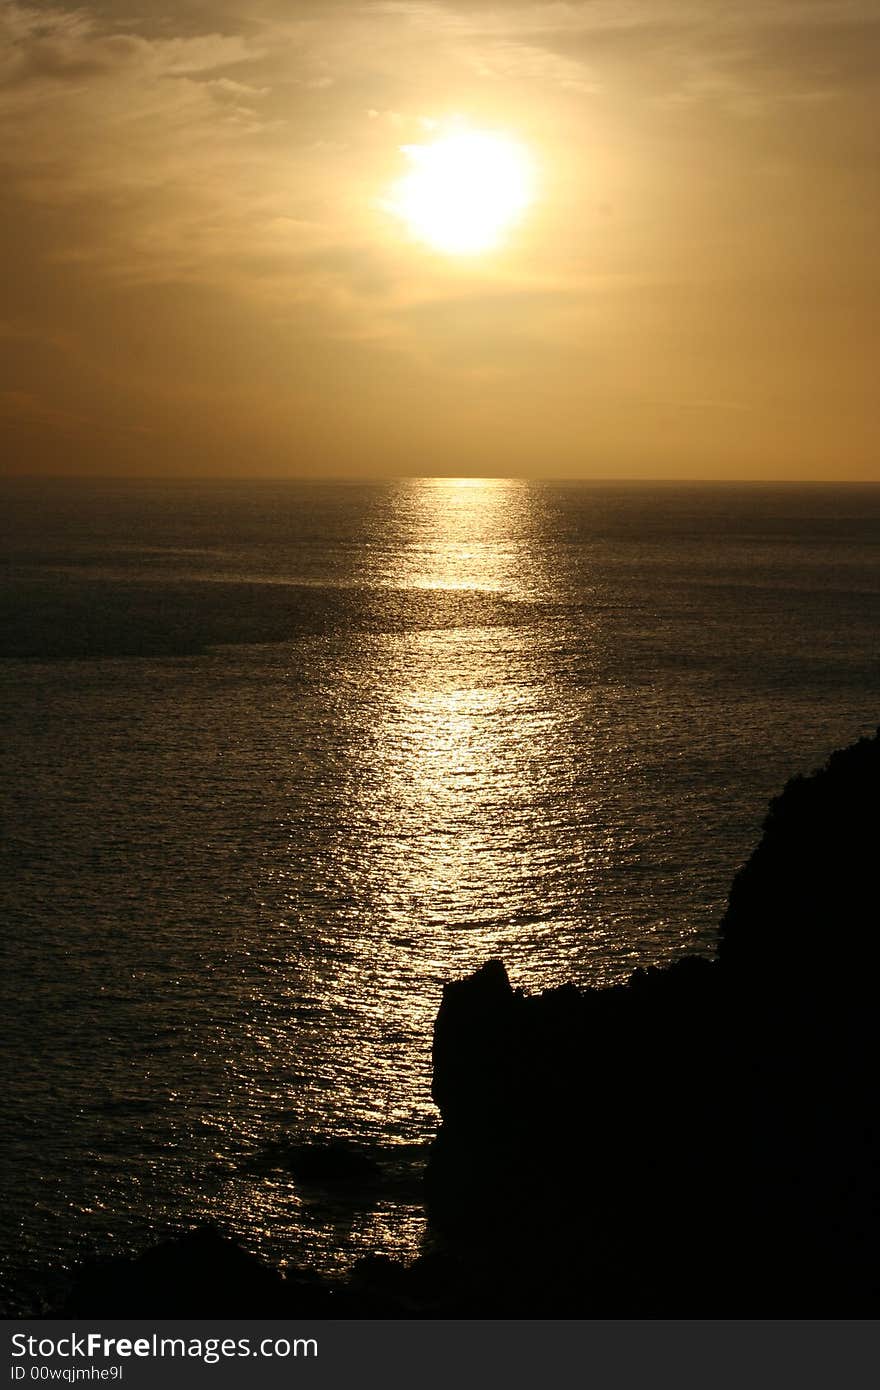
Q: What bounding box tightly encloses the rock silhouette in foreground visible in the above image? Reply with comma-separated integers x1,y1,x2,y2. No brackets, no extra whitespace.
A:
718,728,880,991
427,730,879,1314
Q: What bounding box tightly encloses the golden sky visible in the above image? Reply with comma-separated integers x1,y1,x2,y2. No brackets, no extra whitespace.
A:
1,0,878,479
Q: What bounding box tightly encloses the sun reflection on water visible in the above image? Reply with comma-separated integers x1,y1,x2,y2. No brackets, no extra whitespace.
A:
225,478,629,1273
369,476,547,597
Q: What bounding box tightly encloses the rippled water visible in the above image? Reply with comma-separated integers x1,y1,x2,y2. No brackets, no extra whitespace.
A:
1,478,878,1306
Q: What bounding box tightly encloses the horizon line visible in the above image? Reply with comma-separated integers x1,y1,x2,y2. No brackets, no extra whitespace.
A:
4,473,880,487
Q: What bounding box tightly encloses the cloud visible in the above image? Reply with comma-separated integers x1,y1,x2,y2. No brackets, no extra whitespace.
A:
0,3,255,87
2,2,879,479
405,1,880,110
2,1,877,295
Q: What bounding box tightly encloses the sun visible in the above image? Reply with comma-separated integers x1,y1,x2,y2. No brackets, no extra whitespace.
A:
387,129,534,255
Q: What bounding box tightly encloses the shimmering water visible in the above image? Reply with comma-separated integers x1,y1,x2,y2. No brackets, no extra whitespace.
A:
1,478,878,1306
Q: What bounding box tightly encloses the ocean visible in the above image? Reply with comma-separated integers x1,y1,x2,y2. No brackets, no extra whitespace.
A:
1,477,878,1308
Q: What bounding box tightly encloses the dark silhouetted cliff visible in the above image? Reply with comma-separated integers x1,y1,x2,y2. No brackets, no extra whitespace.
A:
719,729,880,991
426,731,880,1314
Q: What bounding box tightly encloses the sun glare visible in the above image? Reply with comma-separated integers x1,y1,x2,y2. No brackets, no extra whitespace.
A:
387,130,534,255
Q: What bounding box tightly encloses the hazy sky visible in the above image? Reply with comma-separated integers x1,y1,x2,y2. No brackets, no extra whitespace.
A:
2,0,878,479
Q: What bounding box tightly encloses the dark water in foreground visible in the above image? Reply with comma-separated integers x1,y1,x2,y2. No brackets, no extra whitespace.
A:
1,478,878,1305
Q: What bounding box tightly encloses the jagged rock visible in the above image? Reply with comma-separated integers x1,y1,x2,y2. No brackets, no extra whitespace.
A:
426,731,880,1313
719,728,880,994
431,958,517,1124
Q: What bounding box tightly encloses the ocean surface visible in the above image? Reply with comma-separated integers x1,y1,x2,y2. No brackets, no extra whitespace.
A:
1,477,878,1309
